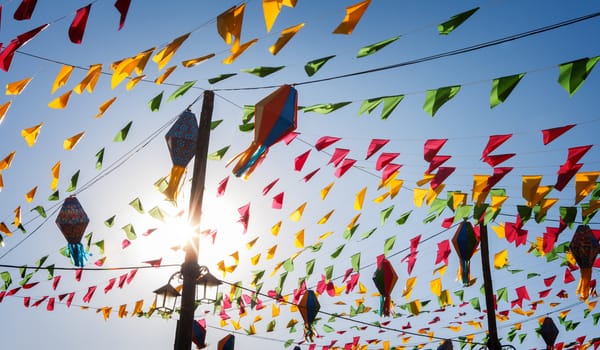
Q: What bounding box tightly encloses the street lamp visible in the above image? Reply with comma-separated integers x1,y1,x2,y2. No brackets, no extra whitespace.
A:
153,272,181,314
195,266,222,304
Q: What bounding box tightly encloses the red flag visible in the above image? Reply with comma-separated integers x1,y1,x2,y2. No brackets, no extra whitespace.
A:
114,0,131,30
315,136,341,151
424,139,447,162
52,275,61,290
262,178,279,195
283,131,299,145
294,150,310,171
66,292,75,307
46,297,55,311
329,148,350,167
365,138,389,160
75,268,83,281
515,286,530,301
483,153,515,167
13,0,37,20
126,269,137,284
82,286,97,302
565,145,592,166
303,168,320,182
376,152,399,171
563,268,575,284
335,158,356,178
118,273,127,288
22,282,39,289
484,167,513,191
542,124,575,145
554,162,583,191
237,202,250,233
216,176,229,197
0,24,48,71
142,258,162,267
481,134,512,159
69,4,91,44
104,278,116,293
430,167,455,190
425,155,450,174
544,275,556,287
381,163,401,184
272,192,284,209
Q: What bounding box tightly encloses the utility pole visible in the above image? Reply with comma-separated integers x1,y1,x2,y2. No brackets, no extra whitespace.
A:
175,90,214,350
479,223,502,350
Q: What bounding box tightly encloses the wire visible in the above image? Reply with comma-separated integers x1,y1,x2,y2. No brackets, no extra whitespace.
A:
213,11,600,91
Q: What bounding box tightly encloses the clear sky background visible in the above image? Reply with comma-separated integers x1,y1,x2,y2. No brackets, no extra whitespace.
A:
0,0,599,349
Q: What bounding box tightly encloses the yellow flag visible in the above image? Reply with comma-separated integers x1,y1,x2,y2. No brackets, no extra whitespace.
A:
271,221,282,236
408,299,421,315
321,182,334,199
64,131,85,150
102,307,112,321
402,276,417,299
0,151,16,171
222,39,258,65
575,171,600,204
452,192,467,210
333,0,371,35
250,254,260,266
373,192,389,203
318,231,333,241
388,179,403,199
25,186,38,203
262,0,297,32
582,200,600,218
426,183,445,206
472,174,490,204
446,325,462,332
74,64,102,94
217,4,246,48
271,303,280,317
522,175,542,206
126,75,145,91
14,206,21,227
493,249,509,269
290,202,307,222
354,187,367,210
153,33,190,70
118,304,128,318
413,188,427,207
269,23,304,55
416,173,435,187
48,90,73,109
433,265,447,276
317,209,334,224
154,66,177,84
0,222,11,236
0,100,12,124
132,300,144,316
6,77,33,95
429,278,442,297
490,195,508,211
246,237,259,249
95,97,117,118
230,251,239,265
230,319,241,330
51,65,74,94
346,213,361,230
537,198,558,218
51,161,61,191
182,53,215,68
531,186,552,207
266,245,277,259
111,56,141,89
0,173,3,192
21,122,43,147
132,47,155,75
294,229,304,248
439,289,453,307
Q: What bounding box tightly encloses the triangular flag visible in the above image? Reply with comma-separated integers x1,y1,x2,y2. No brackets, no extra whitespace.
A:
438,7,479,35
48,90,72,109
14,0,37,20
333,0,371,35
304,55,335,77
114,0,131,30
6,77,33,95
63,132,84,150
217,4,246,49
542,124,575,145
69,4,91,44
424,139,447,162
357,35,400,58
21,122,43,147
365,139,389,160
73,64,102,94
490,73,524,108
482,134,512,159
262,0,297,32
0,101,12,124
95,97,117,118
558,56,600,96
51,65,74,93
152,33,190,70
269,23,304,55
182,53,215,67
423,86,461,117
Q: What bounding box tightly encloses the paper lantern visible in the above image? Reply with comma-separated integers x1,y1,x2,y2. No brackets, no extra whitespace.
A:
451,220,480,286
298,289,320,342
437,340,453,350
540,317,559,349
217,334,234,350
164,110,198,201
228,84,297,178
55,196,89,267
569,224,599,299
372,256,398,316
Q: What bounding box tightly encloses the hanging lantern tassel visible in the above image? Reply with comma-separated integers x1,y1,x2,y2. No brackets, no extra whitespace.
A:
56,196,90,267
570,225,599,300
452,221,480,286
372,257,398,317
164,110,199,202
298,290,320,342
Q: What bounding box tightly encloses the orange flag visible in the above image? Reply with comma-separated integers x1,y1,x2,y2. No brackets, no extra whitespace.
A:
269,23,304,55
74,64,102,94
51,65,74,93
263,0,297,32
182,53,215,68
50,161,61,191
25,186,37,203
95,97,117,118
222,39,258,64
48,90,72,109
0,151,16,171
153,34,190,70
21,122,43,147
333,0,371,35
6,77,33,95
63,132,85,150
0,101,12,124
217,4,246,49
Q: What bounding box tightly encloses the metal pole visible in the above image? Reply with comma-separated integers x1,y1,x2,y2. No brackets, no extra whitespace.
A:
479,223,502,350
176,90,214,350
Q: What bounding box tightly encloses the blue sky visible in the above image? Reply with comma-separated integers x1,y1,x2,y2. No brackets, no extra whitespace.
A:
0,1,599,349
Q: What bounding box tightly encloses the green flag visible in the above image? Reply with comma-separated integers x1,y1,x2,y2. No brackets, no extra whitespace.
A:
66,170,80,192
396,210,412,225
148,91,163,111
211,119,223,130
129,197,144,213
438,7,479,35
469,297,480,311
122,224,137,240
114,121,133,142
490,73,525,108
423,85,461,116
95,148,104,170
148,206,165,222
208,73,236,84
305,259,315,277
48,190,59,201
384,236,396,256
31,205,47,218
208,146,230,160
357,35,400,58
104,215,116,227
380,205,394,225
358,95,404,120
324,265,334,281
167,80,197,102
360,227,377,240
304,55,335,77
300,102,352,114
330,244,345,258
95,240,105,254
558,56,600,95
351,253,361,272
241,66,285,77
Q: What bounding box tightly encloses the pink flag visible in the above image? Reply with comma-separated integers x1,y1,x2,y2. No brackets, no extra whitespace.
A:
483,153,515,167
69,4,91,44
216,176,229,197
430,167,455,190
365,138,389,160
424,139,447,162
237,202,250,233
82,286,97,303
294,150,311,171
376,152,399,171
335,158,356,178
272,192,284,209
425,155,451,174
303,168,320,182
262,178,279,195
315,136,341,151
329,148,350,166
